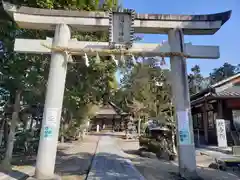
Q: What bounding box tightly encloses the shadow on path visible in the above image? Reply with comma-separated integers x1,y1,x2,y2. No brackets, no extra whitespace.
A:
0,141,95,180
54,151,94,177
86,152,145,180
0,171,27,179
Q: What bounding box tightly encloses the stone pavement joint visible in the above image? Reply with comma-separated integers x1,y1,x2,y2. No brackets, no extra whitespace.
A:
86,136,145,180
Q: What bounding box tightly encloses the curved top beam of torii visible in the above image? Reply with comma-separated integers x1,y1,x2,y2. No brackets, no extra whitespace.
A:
0,1,231,35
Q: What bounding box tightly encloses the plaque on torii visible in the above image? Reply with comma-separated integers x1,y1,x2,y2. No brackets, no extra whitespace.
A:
108,8,135,50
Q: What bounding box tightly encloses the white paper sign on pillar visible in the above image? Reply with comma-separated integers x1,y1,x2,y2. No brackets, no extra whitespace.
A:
45,108,58,127
216,119,228,147
43,108,58,140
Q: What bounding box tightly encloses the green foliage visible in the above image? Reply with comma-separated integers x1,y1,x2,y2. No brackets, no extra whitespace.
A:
140,137,161,153
188,65,204,95
1,0,119,116
114,60,173,126
0,0,120,162
139,135,176,160
5,0,117,10
14,130,39,154
188,63,240,96
210,63,240,84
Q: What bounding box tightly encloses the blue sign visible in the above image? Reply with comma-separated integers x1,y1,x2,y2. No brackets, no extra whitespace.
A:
179,130,190,145
177,111,191,145
44,126,53,138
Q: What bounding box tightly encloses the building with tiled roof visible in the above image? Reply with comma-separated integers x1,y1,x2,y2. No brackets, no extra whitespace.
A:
90,102,128,132
191,73,240,146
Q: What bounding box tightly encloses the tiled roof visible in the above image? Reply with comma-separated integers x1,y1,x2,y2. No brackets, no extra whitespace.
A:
214,86,240,97
191,73,240,101
96,106,117,115
212,73,240,88
95,102,126,115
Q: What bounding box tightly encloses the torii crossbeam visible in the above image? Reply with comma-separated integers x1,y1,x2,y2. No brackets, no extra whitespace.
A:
14,38,220,59
1,1,231,35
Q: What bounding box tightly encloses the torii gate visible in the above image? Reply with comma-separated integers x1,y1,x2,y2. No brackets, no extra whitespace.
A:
1,1,231,179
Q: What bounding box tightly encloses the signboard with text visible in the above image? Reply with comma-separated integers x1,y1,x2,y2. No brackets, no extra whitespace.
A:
109,10,134,49
216,119,228,147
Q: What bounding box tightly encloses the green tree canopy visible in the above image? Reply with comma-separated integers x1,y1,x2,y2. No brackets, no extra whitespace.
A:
210,62,240,84
188,65,204,95
114,60,172,121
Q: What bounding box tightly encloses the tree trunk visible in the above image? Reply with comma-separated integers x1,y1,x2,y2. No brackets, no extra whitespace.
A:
1,90,21,170
60,134,64,143
125,117,128,139
60,117,64,143
63,119,69,140
78,126,84,141
170,104,177,154
36,105,42,129
29,115,34,131
3,118,9,146
23,120,28,131
0,119,5,147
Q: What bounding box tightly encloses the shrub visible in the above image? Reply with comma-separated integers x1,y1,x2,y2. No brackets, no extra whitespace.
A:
139,135,176,161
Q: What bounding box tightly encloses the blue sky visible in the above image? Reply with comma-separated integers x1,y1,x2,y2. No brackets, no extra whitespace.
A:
119,0,239,77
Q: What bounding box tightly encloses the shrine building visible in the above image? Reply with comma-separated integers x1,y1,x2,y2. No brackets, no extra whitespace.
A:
191,73,240,146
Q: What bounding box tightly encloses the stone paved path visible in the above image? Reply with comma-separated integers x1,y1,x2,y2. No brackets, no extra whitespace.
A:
86,136,145,180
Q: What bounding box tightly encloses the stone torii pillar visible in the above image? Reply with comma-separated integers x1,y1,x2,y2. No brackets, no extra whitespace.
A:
34,24,71,179
168,28,197,176
0,1,231,179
